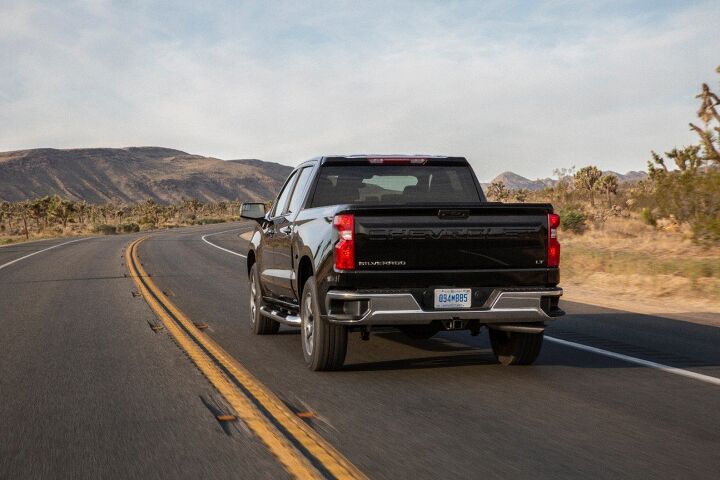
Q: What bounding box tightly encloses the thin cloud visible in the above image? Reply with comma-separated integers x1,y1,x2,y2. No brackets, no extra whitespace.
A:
0,1,717,180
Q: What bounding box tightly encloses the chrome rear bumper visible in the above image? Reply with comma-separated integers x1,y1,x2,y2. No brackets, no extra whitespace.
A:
324,288,563,325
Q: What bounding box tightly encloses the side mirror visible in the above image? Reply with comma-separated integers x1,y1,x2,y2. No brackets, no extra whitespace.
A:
240,203,267,223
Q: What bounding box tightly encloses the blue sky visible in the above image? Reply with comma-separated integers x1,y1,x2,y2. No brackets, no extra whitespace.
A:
0,0,718,180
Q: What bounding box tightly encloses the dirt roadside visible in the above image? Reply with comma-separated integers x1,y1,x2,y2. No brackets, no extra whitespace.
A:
561,284,719,327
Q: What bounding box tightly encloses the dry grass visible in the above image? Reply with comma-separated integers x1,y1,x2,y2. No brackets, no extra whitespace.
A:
0,229,85,246
561,216,720,311
0,217,236,246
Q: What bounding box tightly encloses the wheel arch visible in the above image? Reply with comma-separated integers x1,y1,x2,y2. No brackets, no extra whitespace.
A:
246,249,256,276
297,255,314,295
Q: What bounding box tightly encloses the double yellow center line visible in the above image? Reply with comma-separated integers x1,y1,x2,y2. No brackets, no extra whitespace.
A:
125,237,367,480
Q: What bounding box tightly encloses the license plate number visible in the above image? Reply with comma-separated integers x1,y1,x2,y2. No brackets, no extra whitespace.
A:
434,289,471,309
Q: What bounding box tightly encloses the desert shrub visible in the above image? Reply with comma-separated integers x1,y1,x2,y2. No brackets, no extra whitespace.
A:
93,224,117,235
117,222,140,233
559,207,587,234
191,217,226,225
641,208,657,226
137,215,155,226
695,216,720,244
686,261,718,280
650,168,720,243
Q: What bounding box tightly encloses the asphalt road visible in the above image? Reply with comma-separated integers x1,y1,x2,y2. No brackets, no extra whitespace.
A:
1,222,719,479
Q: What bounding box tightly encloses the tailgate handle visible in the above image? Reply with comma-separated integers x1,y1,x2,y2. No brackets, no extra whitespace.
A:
437,209,470,219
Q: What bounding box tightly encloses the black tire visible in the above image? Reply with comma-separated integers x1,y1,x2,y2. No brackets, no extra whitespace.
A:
399,324,441,340
249,264,279,335
489,329,543,366
300,277,348,371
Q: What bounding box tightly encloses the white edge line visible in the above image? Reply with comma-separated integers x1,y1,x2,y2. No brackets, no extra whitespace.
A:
0,237,90,271
0,236,70,249
201,229,248,258
546,335,720,387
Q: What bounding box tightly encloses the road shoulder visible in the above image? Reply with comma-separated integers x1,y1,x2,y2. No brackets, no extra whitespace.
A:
562,285,720,326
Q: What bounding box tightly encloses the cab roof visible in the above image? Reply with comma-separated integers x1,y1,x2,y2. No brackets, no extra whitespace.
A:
325,154,452,159
318,154,468,166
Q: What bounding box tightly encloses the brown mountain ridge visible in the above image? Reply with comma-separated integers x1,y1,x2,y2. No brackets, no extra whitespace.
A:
0,147,648,203
0,147,293,203
482,170,648,192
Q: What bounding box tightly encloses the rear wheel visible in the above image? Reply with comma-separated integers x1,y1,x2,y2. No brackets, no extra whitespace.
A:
249,264,279,335
301,277,348,371
489,329,543,365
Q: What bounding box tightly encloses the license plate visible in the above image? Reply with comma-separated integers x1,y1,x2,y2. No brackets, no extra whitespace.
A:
434,288,472,309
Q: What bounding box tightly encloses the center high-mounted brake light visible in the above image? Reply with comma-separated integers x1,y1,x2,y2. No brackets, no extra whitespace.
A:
367,158,427,165
333,214,355,270
547,213,560,268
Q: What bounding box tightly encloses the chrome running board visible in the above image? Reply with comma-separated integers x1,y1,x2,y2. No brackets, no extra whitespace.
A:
259,306,301,326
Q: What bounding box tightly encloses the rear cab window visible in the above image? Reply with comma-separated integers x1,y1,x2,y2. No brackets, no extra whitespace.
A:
310,159,484,207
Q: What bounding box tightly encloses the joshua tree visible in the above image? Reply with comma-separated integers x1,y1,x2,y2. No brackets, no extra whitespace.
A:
165,204,178,222
14,201,31,239
0,201,11,232
140,199,161,226
215,201,228,215
87,204,101,224
486,181,509,202
649,145,703,175
113,202,129,224
29,196,51,231
551,166,575,203
182,198,202,219
229,200,242,216
574,166,603,206
688,68,720,164
75,200,87,225
595,174,619,206
513,189,529,203
48,196,76,229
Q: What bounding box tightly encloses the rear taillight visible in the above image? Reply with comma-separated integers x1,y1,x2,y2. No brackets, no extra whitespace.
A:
333,214,355,270
548,213,560,267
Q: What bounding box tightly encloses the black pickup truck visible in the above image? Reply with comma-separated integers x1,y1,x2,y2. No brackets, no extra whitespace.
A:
241,155,563,371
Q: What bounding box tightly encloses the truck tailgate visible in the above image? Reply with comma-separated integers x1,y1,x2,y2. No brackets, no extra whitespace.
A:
351,205,551,270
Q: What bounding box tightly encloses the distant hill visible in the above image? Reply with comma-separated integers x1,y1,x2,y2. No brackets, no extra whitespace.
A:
0,147,649,203
483,170,648,192
602,170,648,183
488,171,555,191
0,147,293,203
